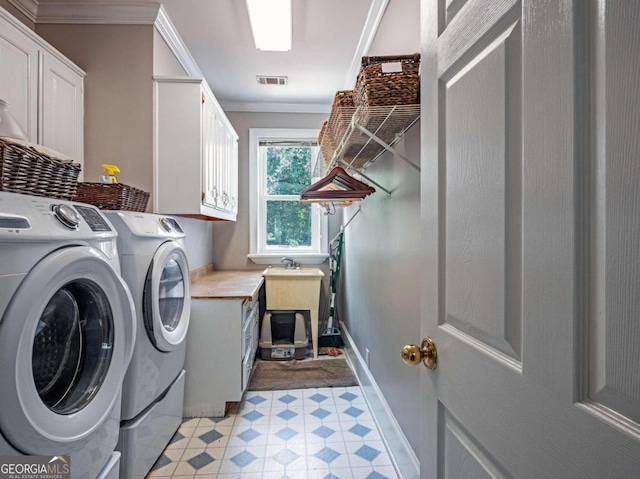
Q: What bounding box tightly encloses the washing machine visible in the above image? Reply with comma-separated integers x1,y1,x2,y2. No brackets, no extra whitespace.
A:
104,211,190,479
0,191,136,479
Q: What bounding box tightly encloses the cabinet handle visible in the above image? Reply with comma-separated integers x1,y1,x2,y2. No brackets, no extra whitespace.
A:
222,192,229,205
231,197,236,208
211,186,218,199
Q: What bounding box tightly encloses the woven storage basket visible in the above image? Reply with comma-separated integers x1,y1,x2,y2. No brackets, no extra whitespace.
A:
318,120,336,167
74,182,150,212
354,54,420,107
0,138,81,200
326,90,355,159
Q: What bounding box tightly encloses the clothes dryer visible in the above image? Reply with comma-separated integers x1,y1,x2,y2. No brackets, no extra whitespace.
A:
104,212,190,479
0,192,136,479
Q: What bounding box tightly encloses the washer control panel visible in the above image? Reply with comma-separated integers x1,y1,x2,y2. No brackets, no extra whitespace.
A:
74,205,112,232
0,192,117,242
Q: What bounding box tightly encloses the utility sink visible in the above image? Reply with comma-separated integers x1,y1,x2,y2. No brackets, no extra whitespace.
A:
262,266,324,278
262,266,325,358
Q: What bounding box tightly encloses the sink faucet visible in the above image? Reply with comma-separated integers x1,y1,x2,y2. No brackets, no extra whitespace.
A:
281,257,299,269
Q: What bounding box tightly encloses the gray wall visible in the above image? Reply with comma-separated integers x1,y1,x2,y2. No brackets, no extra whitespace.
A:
36,22,215,272
336,0,421,454
36,24,155,194
368,0,420,57
178,217,215,272
0,1,34,29
154,28,187,76
339,124,421,452
211,110,327,270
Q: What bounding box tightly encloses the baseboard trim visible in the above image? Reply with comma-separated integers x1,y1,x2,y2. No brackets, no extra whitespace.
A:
341,321,420,479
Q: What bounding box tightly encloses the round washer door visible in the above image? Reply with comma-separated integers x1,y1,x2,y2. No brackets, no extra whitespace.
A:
143,240,191,352
0,246,135,453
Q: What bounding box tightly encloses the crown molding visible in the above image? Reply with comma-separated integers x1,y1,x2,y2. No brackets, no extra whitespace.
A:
7,0,38,23
344,0,389,88
154,5,201,77
21,0,161,24
220,101,331,114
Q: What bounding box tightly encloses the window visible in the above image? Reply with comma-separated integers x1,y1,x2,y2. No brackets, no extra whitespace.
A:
249,128,328,264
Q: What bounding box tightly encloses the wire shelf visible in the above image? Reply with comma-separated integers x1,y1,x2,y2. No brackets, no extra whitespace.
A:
313,104,420,178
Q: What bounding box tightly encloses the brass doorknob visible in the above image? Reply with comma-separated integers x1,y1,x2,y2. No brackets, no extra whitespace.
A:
402,337,437,370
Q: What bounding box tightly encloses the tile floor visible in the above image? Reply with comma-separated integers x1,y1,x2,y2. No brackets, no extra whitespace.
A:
146,386,398,479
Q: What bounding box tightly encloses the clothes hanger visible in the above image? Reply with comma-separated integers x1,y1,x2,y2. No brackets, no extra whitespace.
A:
299,166,375,203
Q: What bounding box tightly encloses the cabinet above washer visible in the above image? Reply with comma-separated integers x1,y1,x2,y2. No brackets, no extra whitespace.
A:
0,7,84,173
154,77,238,221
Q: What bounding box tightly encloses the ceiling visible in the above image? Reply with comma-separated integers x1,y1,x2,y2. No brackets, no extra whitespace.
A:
10,0,419,113
158,0,420,113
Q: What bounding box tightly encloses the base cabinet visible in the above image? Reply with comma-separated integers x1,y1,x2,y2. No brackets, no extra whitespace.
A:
183,294,259,417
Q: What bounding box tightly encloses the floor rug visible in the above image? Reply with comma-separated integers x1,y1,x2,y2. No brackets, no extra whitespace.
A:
248,358,358,391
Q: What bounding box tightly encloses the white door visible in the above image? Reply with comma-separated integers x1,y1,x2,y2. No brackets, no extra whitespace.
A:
144,241,191,352
419,0,640,477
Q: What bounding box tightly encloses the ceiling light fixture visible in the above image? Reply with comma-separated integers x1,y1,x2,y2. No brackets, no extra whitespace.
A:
246,0,292,51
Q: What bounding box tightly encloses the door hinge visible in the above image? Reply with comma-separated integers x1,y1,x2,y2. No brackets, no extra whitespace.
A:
201,93,205,104
201,191,205,201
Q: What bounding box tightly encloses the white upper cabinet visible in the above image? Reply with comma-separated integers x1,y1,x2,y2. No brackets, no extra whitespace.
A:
40,53,84,163
154,77,238,221
0,8,84,170
0,14,38,141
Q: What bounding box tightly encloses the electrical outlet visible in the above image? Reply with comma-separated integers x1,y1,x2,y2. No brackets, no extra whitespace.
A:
365,348,370,368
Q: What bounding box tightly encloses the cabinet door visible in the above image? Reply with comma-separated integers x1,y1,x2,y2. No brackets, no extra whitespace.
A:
41,53,83,169
201,89,218,209
227,130,238,214
214,112,229,211
0,14,38,141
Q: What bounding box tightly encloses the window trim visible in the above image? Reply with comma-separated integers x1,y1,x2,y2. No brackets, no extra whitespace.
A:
248,128,328,265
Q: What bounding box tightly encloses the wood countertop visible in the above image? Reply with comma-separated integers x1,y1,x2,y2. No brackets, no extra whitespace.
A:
190,265,264,300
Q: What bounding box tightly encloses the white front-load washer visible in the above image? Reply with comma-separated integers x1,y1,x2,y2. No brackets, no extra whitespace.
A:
104,211,190,479
0,192,136,479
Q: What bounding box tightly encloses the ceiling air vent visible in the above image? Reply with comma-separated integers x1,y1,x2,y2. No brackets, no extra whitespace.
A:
257,75,288,85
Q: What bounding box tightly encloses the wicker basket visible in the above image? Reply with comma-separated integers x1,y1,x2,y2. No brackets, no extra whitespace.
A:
354,54,420,107
0,138,81,200
318,120,336,167
74,182,150,212
325,90,355,161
